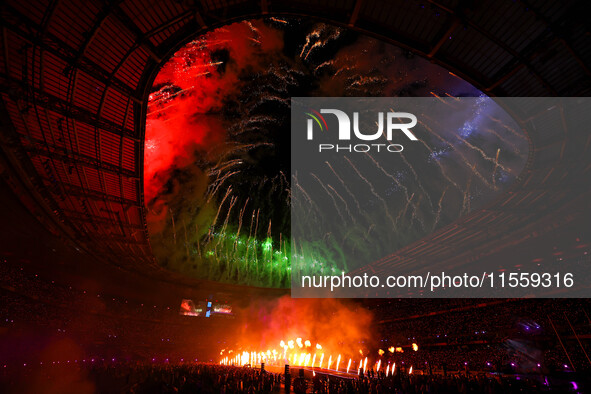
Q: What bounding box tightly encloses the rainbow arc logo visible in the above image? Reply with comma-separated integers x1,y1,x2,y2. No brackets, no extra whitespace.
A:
305,110,328,132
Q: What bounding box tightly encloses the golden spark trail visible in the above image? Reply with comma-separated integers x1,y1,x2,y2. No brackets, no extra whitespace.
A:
244,21,260,35
234,198,249,250
311,173,347,225
293,176,315,208
492,148,500,187
303,39,326,59
220,196,237,235
149,84,199,106
207,159,243,176
215,196,237,260
188,38,230,47
399,152,435,212
314,60,334,72
432,187,448,231
211,187,232,228
430,91,450,105
488,115,528,141
457,135,511,175
299,30,320,58
484,128,521,154
254,209,260,270
344,156,397,227
397,193,415,223
244,209,256,268
327,184,356,223
445,92,461,101
462,165,475,214
387,109,455,198
420,118,496,190
416,139,463,193
363,153,416,216
269,17,288,24
334,65,355,77
325,161,363,214
410,195,425,232
300,27,342,60
207,171,239,203
350,75,388,88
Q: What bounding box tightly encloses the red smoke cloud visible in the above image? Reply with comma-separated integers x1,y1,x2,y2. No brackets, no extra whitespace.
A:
144,21,284,204
230,296,375,361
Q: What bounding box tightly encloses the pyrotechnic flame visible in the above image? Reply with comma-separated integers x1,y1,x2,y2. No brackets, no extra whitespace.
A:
378,349,385,356
217,298,373,369
347,358,351,374
388,347,395,353
409,366,413,374
377,359,381,371
412,343,419,351
386,364,390,376
364,357,368,372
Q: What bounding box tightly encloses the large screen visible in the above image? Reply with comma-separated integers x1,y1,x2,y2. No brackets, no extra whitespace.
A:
179,299,233,317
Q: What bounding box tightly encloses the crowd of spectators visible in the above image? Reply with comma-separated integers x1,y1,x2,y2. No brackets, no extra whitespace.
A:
372,298,591,373
309,370,550,393
1,362,582,393
2,259,591,392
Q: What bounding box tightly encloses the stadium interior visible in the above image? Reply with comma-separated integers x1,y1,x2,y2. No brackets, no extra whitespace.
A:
1,0,591,392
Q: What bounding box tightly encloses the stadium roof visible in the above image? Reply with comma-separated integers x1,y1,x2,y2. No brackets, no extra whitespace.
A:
0,0,590,288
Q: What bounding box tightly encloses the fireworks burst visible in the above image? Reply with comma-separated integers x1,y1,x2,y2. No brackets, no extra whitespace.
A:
145,18,528,287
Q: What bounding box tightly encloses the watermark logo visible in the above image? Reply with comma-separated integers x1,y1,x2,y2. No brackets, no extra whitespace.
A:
306,109,418,152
